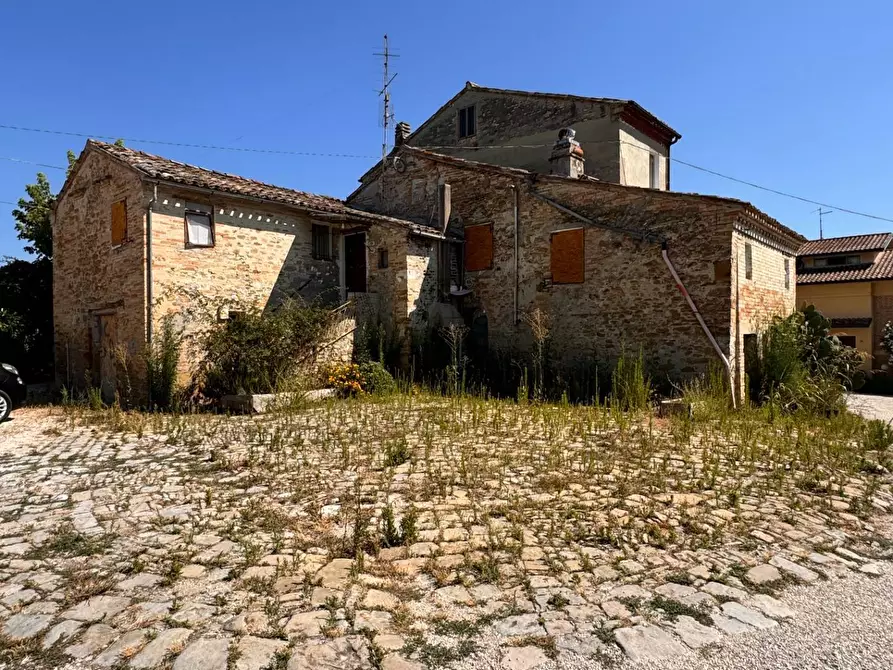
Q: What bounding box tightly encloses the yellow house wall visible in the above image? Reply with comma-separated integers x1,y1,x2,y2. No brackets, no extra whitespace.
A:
796,282,872,317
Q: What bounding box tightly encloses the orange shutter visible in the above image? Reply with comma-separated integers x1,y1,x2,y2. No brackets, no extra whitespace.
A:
551,228,585,284
111,200,127,245
464,224,493,272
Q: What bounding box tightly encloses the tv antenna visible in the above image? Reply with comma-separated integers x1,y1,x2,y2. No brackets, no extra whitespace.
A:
374,34,399,163
813,208,833,239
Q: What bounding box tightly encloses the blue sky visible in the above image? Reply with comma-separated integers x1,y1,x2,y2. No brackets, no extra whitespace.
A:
2,0,891,258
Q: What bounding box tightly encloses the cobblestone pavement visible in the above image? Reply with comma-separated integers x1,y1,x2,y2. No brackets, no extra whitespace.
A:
847,393,893,423
0,401,890,670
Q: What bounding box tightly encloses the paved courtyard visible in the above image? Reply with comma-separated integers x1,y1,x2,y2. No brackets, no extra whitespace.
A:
0,398,890,669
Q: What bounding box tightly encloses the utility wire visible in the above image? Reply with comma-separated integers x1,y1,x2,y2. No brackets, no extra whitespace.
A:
0,124,377,159
0,156,66,170
3,121,892,225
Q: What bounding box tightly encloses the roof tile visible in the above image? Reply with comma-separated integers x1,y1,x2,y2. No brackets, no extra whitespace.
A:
798,233,892,256
797,249,893,284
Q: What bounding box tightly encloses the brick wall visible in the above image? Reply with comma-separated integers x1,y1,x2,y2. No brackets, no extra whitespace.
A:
53,150,147,396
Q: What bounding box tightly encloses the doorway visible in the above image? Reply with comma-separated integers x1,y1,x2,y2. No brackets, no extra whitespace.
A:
743,333,759,401
344,233,367,293
97,314,118,404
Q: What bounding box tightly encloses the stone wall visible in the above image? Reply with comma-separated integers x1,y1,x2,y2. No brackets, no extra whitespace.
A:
53,150,147,396
352,151,783,389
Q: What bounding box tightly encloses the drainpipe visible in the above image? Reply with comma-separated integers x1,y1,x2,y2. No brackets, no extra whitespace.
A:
512,185,519,325
146,184,157,348
661,243,736,408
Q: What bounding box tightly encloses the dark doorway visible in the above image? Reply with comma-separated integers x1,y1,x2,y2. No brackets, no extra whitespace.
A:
344,233,367,293
743,333,760,401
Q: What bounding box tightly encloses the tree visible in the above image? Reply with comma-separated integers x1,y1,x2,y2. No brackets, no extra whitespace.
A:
1,150,76,380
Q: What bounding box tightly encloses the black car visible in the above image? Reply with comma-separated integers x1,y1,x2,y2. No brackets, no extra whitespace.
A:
0,363,26,422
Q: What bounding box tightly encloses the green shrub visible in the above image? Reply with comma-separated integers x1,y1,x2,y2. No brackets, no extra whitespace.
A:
198,299,332,397
611,347,650,411
863,419,893,451
759,305,864,413
145,317,182,410
359,361,397,396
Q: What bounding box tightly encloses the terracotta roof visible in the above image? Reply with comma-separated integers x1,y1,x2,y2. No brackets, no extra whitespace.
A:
798,233,892,256
83,140,414,228
797,250,893,284
830,317,872,328
397,146,806,246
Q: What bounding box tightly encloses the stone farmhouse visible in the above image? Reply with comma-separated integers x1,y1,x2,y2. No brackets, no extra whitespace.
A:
797,233,893,369
52,85,805,403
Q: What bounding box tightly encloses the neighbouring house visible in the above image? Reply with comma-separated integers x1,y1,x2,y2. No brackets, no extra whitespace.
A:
52,140,438,403
349,127,805,400
366,82,682,192
797,233,893,369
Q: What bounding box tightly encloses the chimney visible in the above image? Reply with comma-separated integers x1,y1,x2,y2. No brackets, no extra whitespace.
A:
395,121,411,147
549,128,585,178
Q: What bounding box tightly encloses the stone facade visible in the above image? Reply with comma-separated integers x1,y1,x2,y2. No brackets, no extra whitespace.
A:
53,150,147,400
395,84,678,190
351,146,803,397
52,143,415,402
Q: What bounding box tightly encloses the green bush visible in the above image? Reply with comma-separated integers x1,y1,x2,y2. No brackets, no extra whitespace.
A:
145,317,182,410
759,305,864,413
198,299,332,397
359,361,397,396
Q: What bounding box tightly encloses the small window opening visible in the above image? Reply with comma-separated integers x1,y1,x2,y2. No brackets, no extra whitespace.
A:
649,153,659,189
378,247,389,269
458,105,476,139
185,208,214,248
312,224,332,260
784,258,790,289
714,259,732,283
745,243,753,280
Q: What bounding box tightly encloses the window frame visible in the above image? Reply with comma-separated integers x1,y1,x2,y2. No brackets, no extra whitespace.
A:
311,223,333,261
184,207,215,249
458,104,477,139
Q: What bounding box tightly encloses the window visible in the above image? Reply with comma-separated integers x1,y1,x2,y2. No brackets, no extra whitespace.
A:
458,105,476,139
838,335,857,349
649,153,659,189
551,228,585,284
378,247,389,269
814,254,862,267
714,259,731,283
464,224,493,271
312,224,332,260
185,206,213,248
111,200,127,246
784,258,790,289
744,243,753,280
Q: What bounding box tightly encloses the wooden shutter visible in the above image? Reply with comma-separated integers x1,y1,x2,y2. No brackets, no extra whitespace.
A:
111,200,127,245
551,228,585,284
464,224,493,272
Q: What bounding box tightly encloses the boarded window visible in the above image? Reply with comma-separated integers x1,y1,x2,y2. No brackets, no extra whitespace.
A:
464,224,493,271
714,259,731,283
312,224,332,260
185,210,214,247
551,228,585,284
784,258,790,289
458,105,476,138
744,243,753,280
111,200,127,246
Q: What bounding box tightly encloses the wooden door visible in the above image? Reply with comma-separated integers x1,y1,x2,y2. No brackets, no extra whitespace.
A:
344,233,367,293
98,314,118,404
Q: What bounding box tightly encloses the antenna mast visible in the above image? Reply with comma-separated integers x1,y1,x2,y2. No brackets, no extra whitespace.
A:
813,208,833,240
374,35,399,163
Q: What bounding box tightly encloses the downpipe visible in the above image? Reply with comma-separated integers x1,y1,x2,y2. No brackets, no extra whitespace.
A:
661,243,737,409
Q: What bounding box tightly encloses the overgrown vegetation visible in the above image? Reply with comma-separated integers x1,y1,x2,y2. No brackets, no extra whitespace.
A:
198,299,333,397
756,304,864,412
145,316,183,410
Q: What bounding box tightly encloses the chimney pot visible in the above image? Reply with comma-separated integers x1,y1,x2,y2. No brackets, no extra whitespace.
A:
395,121,411,147
549,127,585,178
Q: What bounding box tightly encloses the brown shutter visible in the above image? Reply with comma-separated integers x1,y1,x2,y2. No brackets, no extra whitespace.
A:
464,224,493,272
111,200,127,245
551,228,585,284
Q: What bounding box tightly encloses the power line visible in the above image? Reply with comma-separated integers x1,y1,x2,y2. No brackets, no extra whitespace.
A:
0,124,377,159
0,156,66,170
0,200,17,206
